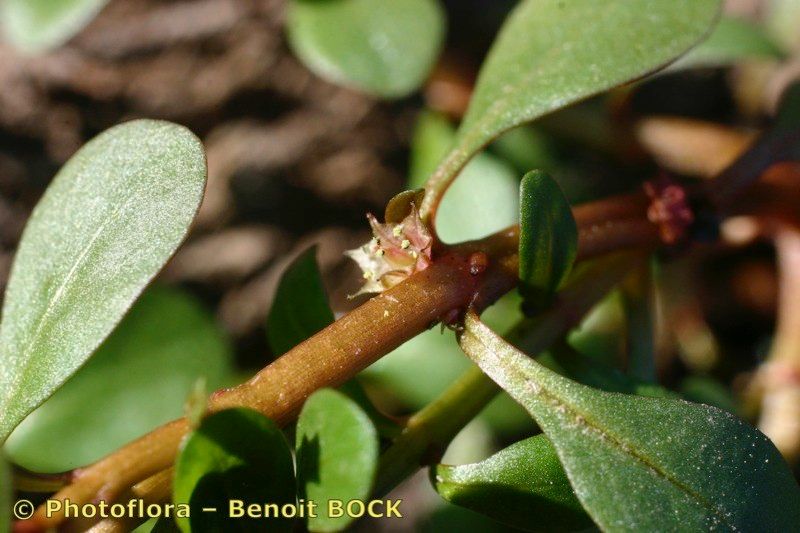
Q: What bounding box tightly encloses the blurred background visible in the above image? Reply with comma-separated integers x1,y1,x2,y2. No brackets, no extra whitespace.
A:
1,0,799,530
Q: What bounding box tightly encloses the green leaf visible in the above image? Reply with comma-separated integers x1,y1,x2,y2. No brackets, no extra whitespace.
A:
0,120,206,444
410,111,519,243
680,376,739,415
4,287,234,473
265,249,393,435
433,434,592,532
430,0,721,190
267,247,335,357
1,0,109,52
0,455,10,533
296,389,379,532
675,16,784,69
173,408,296,533
518,171,578,309
286,0,445,98
766,0,800,52
490,126,559,176
460,313,800,531
538,344,675,401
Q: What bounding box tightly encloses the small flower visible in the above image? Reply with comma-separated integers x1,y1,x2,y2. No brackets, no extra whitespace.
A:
644,177,694,244
346,204,432,296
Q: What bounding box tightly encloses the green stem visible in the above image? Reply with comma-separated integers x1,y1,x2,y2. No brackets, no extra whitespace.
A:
373,252,644,496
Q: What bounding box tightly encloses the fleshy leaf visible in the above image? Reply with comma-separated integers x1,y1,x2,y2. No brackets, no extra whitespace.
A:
518,171,578,311
0,120,206,443
432,434,592,532
459,313,800,531
425,0,721,208
286,0,445,98
5,287,234,473
296,389,379,532
1,0,109,52
173,408,296,533
267,247,335,356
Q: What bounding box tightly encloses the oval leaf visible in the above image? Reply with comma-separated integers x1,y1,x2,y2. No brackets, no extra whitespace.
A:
1,0,109,52
0,119,207,443
173,408,296,533
460,313,800,531
286,0,445,98
519,171,578,310
267,247,335,357
296,389,379,532
433,434,592,532
426,0,721,205
4,287,234,473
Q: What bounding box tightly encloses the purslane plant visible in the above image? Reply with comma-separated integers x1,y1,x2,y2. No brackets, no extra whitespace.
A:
3,0,800,532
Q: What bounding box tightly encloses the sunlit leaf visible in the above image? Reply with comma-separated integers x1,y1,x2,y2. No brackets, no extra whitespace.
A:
460,313,800,531
518,171,578,310
266,247,335,357
296,389,378,532
173,408,296,533
0,120,206,443
427,0,721,201
432,435,592,532
1,0,109,52
286,0,445,98
5,287,234,473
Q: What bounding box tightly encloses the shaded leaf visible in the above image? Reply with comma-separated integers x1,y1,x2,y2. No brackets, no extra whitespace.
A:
680,376,739,415
1,0,109,52
620,261,656,382
173,408,296,533
5,287,234,473
518,171,578,310
266,250,393,435
675,16,784,69
433,435,592,532
460,313,800,531
0,455,9,533
421,503,518,533
286,0,445,98
267,247,335,356
490,126,559,176
427,0,721,201
538,344,675,401
296,389,379,532
410,111,518,243
0,120,206,443
766,0,800,52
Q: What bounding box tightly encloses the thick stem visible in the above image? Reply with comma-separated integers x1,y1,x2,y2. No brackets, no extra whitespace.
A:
374,252,643,495
23,192,659,531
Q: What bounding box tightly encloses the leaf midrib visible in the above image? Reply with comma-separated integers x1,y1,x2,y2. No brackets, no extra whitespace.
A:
466,328,737,530
3,193,136,409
